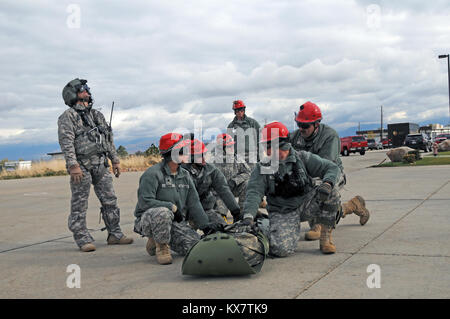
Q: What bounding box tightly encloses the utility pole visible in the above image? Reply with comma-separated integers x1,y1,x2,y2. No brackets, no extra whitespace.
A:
380,105,383,141
438,54,450,125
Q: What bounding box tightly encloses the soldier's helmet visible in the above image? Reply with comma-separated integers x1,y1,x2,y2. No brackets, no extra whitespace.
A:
182,219,269,276
190,139,208,155
295,101,322,123
62,78,92,106
260,121,289,143
232,100,246,110
216,133,236,146
158,133,184,155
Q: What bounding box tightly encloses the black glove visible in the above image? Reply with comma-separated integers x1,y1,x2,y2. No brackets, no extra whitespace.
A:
200,222,224,235
230,208,241,220
317,182,332,203
241,217,254,226
173,207,183,223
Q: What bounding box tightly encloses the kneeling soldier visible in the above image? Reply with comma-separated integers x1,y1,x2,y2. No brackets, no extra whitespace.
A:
133,133,222,265
214,133,252,218
242,121,341,256
289,101,370,241
181,139,241,225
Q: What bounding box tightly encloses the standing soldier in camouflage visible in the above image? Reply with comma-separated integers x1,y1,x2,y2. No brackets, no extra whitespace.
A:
227,100,261,169
242,121,342,255
133,133,222,265
58,78,133,252
214,133,251,218
181,139,242,225
289,101,370,241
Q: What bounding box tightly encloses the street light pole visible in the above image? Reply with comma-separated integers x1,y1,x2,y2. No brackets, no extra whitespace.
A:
438,54,450,125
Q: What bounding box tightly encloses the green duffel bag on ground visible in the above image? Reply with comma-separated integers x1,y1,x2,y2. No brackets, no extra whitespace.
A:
182,219,269,276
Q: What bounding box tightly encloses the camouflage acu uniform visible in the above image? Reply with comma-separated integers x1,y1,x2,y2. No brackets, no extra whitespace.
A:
58,104,124,248
133,160,209,255
224,220,268,267
242,146,341,257
134,207,200,256
227,115,261,168
289,123,346,227
214,153,251,215
181,162,241,225
289,123,343,172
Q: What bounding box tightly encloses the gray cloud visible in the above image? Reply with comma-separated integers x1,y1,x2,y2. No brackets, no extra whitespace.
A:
0,0,450,148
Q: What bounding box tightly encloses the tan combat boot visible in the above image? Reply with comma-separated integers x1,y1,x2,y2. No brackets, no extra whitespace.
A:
80,243,96,252
155,243,173,265
305,224,321,241
342,195,370,225
319,225,336,254
146,237,156,256
107,234,134,245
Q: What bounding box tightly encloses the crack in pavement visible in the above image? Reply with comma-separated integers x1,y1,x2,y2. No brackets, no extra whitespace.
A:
293,178,450,299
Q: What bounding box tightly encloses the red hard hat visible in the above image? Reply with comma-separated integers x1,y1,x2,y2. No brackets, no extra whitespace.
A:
190,139,208,155
232,100,246,110
295,101,322,123
260,121,289,143
216,133,236,146
159,133,183,154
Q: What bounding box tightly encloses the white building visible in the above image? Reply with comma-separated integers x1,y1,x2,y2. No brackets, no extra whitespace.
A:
4,161,32,171
419,124,450,139
46,152,65,160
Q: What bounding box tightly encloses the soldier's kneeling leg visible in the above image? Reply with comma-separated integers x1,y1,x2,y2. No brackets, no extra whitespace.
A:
300,187,340,229
138,207,174,244
268,210,301,257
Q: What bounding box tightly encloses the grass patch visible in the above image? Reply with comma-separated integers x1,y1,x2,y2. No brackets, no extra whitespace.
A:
119,155,161,171
374,156,450,167
425,151,450,156
0,155,162,180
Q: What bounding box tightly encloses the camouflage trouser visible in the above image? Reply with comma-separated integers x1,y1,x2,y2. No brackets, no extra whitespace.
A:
215,181,247,216
247,162,257,173
308,172,346,228
69,164,123,248
268,186,341,257
135,207,200,256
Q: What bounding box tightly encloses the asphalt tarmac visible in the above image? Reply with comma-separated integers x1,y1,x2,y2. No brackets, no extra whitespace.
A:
1,150,449,298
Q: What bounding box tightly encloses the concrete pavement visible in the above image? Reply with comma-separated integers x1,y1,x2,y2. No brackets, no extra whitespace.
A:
0,150,449,298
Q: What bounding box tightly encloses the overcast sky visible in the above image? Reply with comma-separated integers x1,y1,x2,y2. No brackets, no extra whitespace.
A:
1,0,450,150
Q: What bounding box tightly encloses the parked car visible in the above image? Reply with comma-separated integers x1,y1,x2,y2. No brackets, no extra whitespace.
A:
367,138,382,150
404,133,432,152
434,133,450,144
381,138,392,149
340,135,368,156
